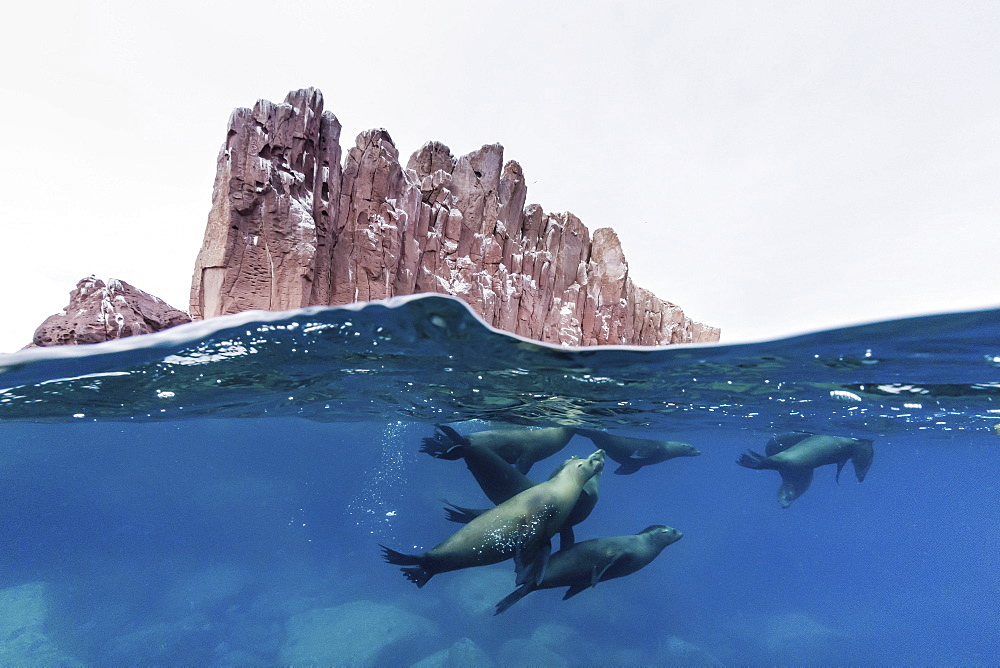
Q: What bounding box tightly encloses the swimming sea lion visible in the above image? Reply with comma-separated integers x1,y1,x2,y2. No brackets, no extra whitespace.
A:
573,428,701,474
428,442,602,549
381,449,605,588
736,432,874,507
421,434,534,506
494,525,684,615
421,424,574,474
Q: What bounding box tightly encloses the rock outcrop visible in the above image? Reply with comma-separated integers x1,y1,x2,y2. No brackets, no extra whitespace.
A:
31,276,191,347
0,582,79,664
413,638,496,668
191,88,720,346
279,600,437,665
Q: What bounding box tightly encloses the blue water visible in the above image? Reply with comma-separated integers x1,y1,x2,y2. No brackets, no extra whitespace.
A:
1,295,997,665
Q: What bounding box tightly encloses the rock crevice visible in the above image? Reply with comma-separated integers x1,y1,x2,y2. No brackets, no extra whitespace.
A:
190,88,719,346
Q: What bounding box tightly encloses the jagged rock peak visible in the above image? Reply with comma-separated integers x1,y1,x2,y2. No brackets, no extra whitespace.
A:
31,276,191,347
190,88,720,346
408,141,456,177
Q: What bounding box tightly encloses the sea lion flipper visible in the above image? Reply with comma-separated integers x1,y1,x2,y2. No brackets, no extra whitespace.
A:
380,545,433,588
436,424,470,445
851,439,875,482
835,459,846,483
613,461,641,475
494,584,532,615
736,450,777,470
562,583,588,600
400,567,432,588
514,540,551,587
441,500,486,524
380,545,418,565
420,425,468,459
558,525,576,550
514,454,533,475
590,553,625,586
419,436,462,459
764,432,813,457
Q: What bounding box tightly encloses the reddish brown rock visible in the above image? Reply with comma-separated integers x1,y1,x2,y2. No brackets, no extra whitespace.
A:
31,277,191,347
190,88,720,346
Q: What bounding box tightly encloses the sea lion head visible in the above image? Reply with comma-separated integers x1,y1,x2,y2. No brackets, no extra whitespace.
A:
640,524,684,548
550,454,605,487
668,442,701,457
776,467,814,508
851,439,874,481
576,449,605,479
551,449,604,485
776,482,802,508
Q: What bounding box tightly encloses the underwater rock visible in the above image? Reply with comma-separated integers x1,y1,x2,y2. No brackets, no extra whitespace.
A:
190,88,720,346
529,622,577,648
0,582,79,664
587,644,650,665
494,623,577,667
443,568,513,618
279,600,437,665
498,636,571,667
31,276,191,347
213,648,267,665
658,634,721,665
764,612,844,652
498,640,570,667
411,637,495,668
164,564,248,614
105,615,217,664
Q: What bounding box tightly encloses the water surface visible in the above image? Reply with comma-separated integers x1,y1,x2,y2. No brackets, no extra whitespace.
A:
1,295,997,664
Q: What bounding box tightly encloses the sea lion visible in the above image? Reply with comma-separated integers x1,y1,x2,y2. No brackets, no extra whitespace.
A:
381,449,605,588
494,525,684,615
422,424,574,474
426,441,602,549
421,434,534,505
736,432,874,507
573,428,701,474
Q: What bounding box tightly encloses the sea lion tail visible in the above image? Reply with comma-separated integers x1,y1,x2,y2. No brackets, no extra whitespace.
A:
419,425,466,460
441,500,484,524
735,450,778,470
379,545,433,588
494,585,532,615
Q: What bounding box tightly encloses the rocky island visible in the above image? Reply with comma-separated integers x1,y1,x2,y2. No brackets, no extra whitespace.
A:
31,88,719,348
30,277,191,348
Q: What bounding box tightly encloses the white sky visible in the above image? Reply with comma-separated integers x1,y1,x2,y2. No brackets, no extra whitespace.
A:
1,1,997,353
